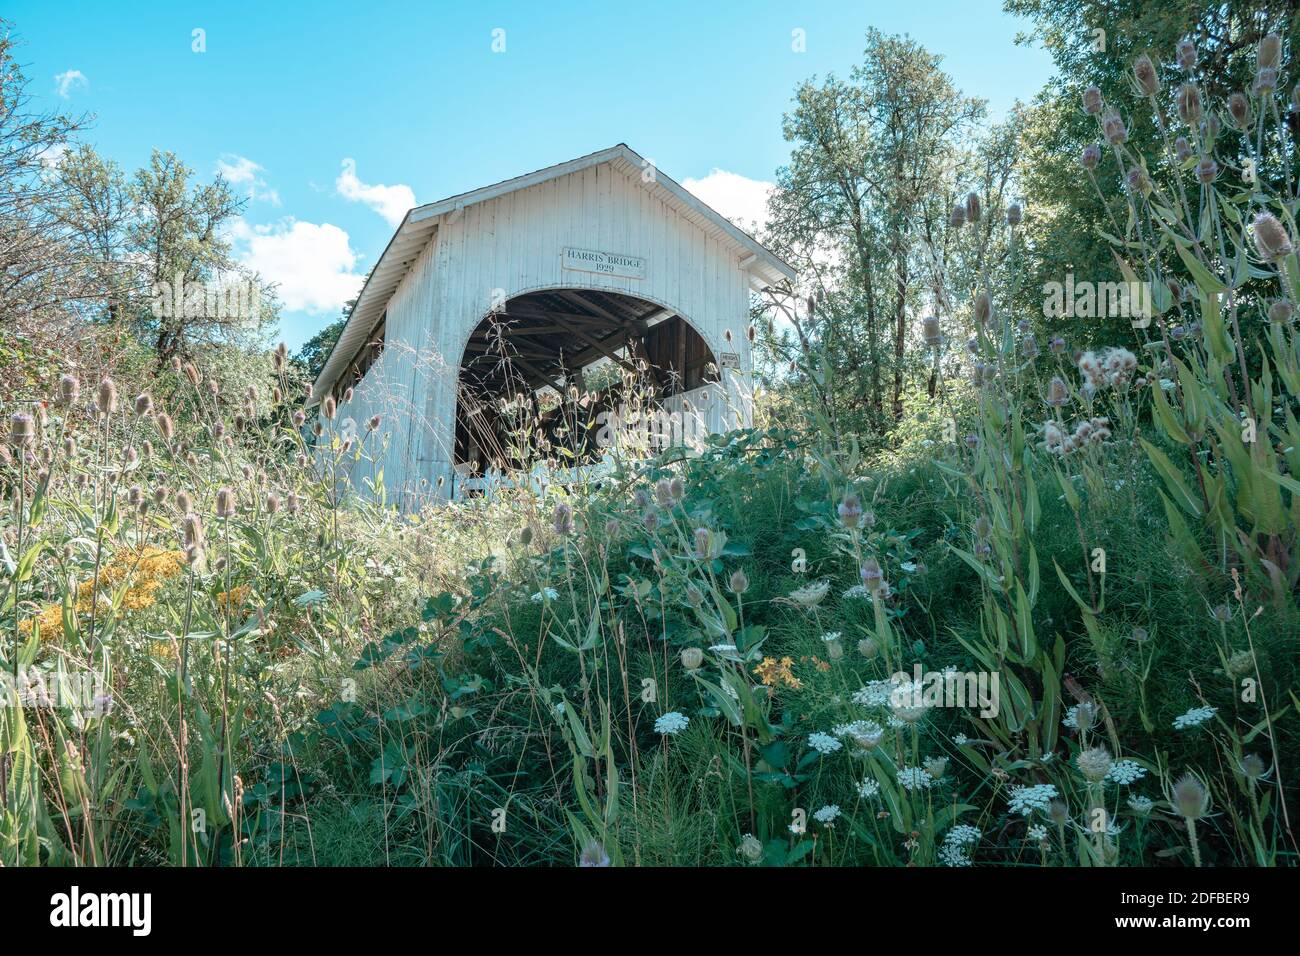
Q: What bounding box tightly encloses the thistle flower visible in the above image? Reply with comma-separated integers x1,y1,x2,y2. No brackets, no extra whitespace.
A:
1133,54,1160,96
182,512,204,552
1257,31,1282,70
134,392,153,417
58,373,80,406
1176,83,1202,123
96,377,118,415
1176,39,1197,71
1227,92,1251,129
1081,85,1103,115
1100,108,1128,145
215,487,237,518
1195,157,1219,184
1253,212,1293,261
1050,335,1067,353
1079,143,1101,170
8,412,34,448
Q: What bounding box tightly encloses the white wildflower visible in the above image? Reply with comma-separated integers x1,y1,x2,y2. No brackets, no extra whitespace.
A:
654,711,689,735
1173,705,1217,730
808,732,843,755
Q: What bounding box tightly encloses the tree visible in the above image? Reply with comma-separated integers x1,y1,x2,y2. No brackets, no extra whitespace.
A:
763,30,984,437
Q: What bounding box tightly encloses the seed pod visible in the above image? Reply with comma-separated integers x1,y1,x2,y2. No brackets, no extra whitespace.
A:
343,387,354,404
1046,376,1070,407
1195,157,1219,184
215,487,236,518
1267,299,1294,323
1253,211,1293,261
1133,55,1160,96
1079,144,1102,170
1100,108,1128,145
1126,166,1150,195
184,362,201,387
1258,31,1282,70
973,292,992,326
8,412,35,448
1174,136,1192,162
287,492,302,515
1227,92,1251,129
1176,39,1198,71
96,377,118,414
680,647,704,670
58,374,80,406
265,491,280,514
964,191,981,223
1253,67,1278,96
1006,202,1022,226
838,492,864,528
322,395,337,420
155,412,175,441
368,414,381,431
293,410,306,427
949,204,966,228
134,392,153,417
921,315,942,348
1176,83,1202,124
1081,85,1103,115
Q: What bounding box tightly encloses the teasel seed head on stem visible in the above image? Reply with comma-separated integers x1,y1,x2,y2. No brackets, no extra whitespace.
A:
1100,107,1128,145
9,412,35,448
215,487,237,519
1176,39,1197,72
1227,92,1251,129
1257,31,1282,70
58,373,80,406
1170,772,1211,820
1252,211,1293,261
96,377,118,415
1176,83,1202,124
1081,85,1103,115
1080,144,1101,170
1133,54,1160,96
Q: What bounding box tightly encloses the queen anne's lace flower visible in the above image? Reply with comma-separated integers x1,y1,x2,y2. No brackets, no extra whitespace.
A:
1128,794,1154,815
531,587,559,603
1026,824,1048,842
897,766,933,791
1106,759,1148,785
1008,783,1059,816
1173,705,1217,730
857,778,880,799
938,825,981,866
654,711,689,735
852,681,894,707
814,805,841,825
808,732,842,755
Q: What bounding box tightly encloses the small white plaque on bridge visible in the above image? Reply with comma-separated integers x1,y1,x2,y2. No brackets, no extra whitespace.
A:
562,247,646,280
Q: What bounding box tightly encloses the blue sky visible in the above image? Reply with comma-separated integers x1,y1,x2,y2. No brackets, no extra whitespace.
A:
12,0,1054,349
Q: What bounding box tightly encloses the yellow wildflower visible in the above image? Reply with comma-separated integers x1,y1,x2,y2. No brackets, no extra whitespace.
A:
753,655,802,690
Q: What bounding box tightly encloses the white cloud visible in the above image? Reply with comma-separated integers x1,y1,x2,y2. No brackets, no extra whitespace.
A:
54,69,87,98
216,154,280,205
682,168,773,233
335,158,415,227
230,218,365,314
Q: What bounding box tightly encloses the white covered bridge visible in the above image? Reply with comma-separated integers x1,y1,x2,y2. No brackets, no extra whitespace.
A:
309,144,795,508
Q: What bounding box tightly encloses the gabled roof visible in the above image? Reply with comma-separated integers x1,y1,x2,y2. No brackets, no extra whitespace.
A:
311,144,795,402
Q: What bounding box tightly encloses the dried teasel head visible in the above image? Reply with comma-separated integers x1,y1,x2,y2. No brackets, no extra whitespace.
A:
215,487,237,518
1176,39,1198,71
322,395,337,420
1267,299,1294,323
728,568,750,594
1081,85,1103,115
1132,54,1160,96
1006,202,1022,227
964,191,981,223
134,392,153,417
155,412,175,441
949,203,966,228
1257,31,1282,70
1195,157,1219,185
1253,67,1278,96
96,377,118,415
921,315,941,348
58,373,80,406
1100,107,1128,145
973,292,992,326
1079,144,1101,170
1170,772,1211,820
1176,83,1202,124
1227,92,1251,129
1252,211,1293,261
8,412,35,448
265,491,280,514
1174,136,1192,163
